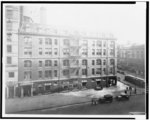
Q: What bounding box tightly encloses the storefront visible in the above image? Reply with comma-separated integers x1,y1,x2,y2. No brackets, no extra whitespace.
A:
81,80,87,87
95,79,101,86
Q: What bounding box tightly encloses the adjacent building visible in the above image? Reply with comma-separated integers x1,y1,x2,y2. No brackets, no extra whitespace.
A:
5,5,21,98
117,44,145,77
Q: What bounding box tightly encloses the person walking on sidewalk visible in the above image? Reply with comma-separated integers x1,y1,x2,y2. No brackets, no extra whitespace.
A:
134,87,137,94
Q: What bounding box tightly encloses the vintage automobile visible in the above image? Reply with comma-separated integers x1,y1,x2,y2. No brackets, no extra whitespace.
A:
115,93,130,101
99,94,113,103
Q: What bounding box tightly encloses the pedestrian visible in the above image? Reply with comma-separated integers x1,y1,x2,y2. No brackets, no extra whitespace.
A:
92,98,97,105
134,87,137,94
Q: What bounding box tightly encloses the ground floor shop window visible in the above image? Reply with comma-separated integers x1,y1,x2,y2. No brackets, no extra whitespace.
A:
82,82,87,87
45,85,51,91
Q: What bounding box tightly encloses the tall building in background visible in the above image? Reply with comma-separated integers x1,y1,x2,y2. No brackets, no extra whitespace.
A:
5,5,117,98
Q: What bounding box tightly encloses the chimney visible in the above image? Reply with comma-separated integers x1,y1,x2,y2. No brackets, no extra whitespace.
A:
40,7,47,25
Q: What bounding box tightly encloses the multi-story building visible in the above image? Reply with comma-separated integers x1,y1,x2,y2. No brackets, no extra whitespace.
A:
117,44,145,77
5,5,21,98
5,5,117,98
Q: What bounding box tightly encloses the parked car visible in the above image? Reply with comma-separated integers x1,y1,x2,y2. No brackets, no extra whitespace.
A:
115,93,130,101
99,94,113,103
95,86,103,90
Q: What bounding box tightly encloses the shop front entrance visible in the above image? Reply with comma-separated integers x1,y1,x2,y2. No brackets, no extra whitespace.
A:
23,85,32,97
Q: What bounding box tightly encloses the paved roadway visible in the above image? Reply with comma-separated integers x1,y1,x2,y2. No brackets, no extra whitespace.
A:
19,94,145,115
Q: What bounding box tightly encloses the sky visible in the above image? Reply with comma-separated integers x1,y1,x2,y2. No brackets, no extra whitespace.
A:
42,2,146,45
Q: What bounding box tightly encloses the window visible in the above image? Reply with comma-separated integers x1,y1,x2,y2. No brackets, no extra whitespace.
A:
63,69,69,76
54,39,58,45
39,61,42,67
92,49,95,55
24,71,32,80
38,71,42,78
64,39,69,46
97,41,102,47
6,9,13,19
82,69,87,75
92,41,95,46
110,67,114,74
7,56,12,64
7,21,12,30
9,72,14,78
45,48,52,55
54,70,57,77
82,49,87,55
110,59,114,65
103,60,106,65
45,60,51,67
110,41,114,47
103,49,106,55
45,38,52,45
39,38,42,44
24,37,32,46
7,33,12,42
24,48,32,55
63,60,69,66
96,68,101,74
54,60,58,66
39,48,42,55
110,49,114,56
7,45,12,53
92,68,95,75
96,59,101,65
63,48,70,55
82,59,87,65
83,40,87,46
45,70,52,78
76,70,79,75
92,60,95,65
103,41,106,47
24,60,32,67
54,48,58,55
103,68,106,74
74,60,79,65
97,49,102,55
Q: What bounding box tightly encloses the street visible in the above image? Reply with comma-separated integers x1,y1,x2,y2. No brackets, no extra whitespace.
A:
19,94,145,115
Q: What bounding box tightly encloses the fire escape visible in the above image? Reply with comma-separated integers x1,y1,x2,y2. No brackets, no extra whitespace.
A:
68,37,81,80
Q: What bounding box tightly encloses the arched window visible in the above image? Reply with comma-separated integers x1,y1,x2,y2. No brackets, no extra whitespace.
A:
96,59,101,65
82,59,87,65
110,59,114,65
103,60,106,65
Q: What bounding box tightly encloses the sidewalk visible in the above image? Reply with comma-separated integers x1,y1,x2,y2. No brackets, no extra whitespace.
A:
118,79,145,95
123,70,145,80
5,93,90,114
